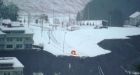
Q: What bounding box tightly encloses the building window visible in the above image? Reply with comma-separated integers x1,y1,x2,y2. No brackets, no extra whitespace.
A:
6,45,13,48
25,37,31,41
35,19,39,24
7,38,13,42
93,23,94,26
0,38,4,41
24,19,26,23
0,44,4,49
4,72,10,75
25,44,32,49
16,44,23,49
14,71,22,75
16,38,22,42
87,22,89,25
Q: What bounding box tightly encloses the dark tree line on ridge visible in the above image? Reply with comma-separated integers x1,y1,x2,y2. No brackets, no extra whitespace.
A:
77,0,140,27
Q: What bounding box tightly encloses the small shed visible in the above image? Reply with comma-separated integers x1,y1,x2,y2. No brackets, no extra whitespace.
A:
129,11,140,26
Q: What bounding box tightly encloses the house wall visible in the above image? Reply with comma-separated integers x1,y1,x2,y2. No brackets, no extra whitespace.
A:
129,15,140,26
0,31,33,50
18,15,48,26
78,20,107,27
0,68,24,75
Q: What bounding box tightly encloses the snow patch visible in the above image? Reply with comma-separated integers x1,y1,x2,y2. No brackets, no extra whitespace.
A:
29,26,140,57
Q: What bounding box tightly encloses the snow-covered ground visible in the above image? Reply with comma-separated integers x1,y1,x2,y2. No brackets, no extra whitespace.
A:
28,25,140,57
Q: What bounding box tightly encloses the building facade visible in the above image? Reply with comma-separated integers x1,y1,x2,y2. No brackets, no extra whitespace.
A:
0,57,24,75
0,19,34,50
18,12,48,26
78,20,108,28
18,12,77,28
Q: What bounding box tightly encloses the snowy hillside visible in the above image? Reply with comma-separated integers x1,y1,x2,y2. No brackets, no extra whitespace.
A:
6,0,91,14
27,25,140,57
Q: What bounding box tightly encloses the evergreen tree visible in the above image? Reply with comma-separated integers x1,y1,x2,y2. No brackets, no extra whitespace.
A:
0,0,19,21
109,9,124,27
0,0,4,18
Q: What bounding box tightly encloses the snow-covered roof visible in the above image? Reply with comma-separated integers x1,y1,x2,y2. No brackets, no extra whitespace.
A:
0,57,24,68
2,19,12,24
11,22,23,27
0,26,33,34
0,26,25,31
130,12,140,18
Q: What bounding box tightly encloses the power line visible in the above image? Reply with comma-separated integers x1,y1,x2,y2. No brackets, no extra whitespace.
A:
98,66,105,75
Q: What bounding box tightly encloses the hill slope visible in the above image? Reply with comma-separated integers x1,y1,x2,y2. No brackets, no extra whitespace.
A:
78,0,140,26
6,0,91,14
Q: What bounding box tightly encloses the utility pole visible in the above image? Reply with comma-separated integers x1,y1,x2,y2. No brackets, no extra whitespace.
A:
98,66,105,75
48,29,51,44
63,32,67,53
88,5,90,20
41,14,44,37
28,12,31,27
109,15,111,26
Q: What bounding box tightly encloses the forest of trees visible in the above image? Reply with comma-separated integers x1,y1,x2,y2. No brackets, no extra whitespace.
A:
77,0,140,27
0,0,19,21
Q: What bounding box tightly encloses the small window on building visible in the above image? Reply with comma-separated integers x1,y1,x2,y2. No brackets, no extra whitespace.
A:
90,23,92,26
16,38,22,42
4,72,10,75
0,44,4,49
6,45,13,48
14,71,22,75
93,22,94,26
16,44,22,49
87,22,89,25
24,19,26,23
25,37,31,41
5,31,11,34
0,38,4,41
35,19,39,24
7,38,13,42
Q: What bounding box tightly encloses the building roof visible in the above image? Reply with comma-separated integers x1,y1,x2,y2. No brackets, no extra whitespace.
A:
0,26,33,34
0,57,24,68
130,12,140,18
11,22,23,27
2,19,12,24
25,28,34,34
0,26,25,31
0,31,5,35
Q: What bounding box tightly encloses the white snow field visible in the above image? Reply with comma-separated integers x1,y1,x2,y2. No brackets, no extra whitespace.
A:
28,25,140,57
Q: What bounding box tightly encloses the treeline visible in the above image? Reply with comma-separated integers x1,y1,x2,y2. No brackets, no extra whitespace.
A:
77,0,140,26
0,0,19,21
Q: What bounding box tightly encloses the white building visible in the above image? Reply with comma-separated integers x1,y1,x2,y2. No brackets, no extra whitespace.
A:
0,19,34,50
78,20,108,28
18,12,77,28
0,57,24,75
129,11,140,26
18,12,48,26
